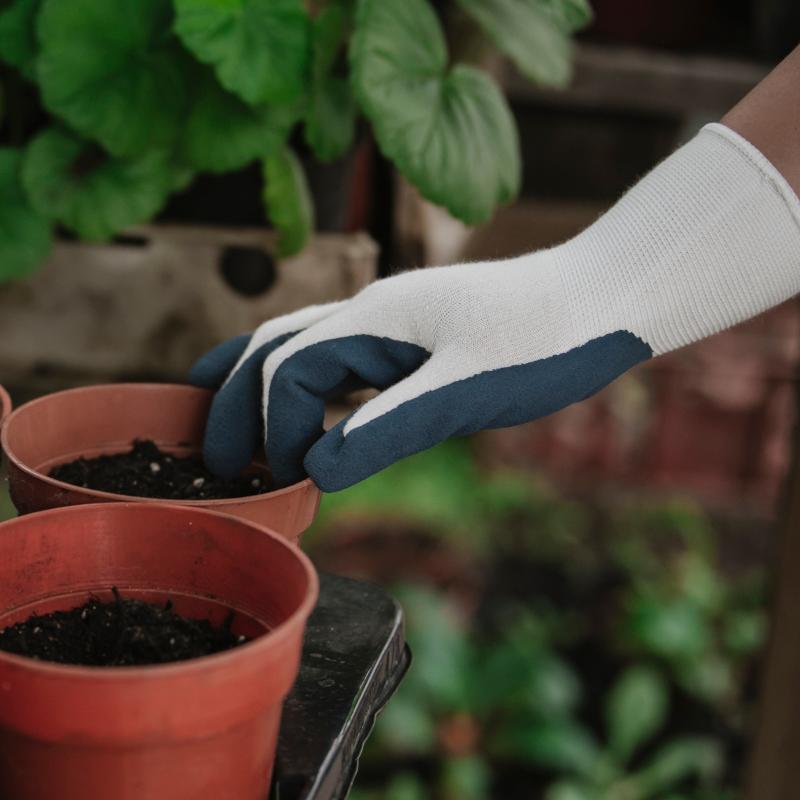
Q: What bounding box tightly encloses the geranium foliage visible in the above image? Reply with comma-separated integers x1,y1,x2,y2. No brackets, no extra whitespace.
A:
0,0,590,276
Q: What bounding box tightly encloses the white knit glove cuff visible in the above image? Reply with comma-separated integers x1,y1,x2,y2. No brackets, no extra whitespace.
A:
554,123,800,356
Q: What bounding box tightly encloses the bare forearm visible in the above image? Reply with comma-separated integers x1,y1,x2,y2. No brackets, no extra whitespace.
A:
724,45,800,196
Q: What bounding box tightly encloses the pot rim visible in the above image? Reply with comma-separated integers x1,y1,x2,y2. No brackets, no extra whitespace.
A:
0,383,11,426
0,502,319,681
1,382,318,504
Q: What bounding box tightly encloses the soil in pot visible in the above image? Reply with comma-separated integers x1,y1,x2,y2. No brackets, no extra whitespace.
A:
0,588,249,667
50,439,271,500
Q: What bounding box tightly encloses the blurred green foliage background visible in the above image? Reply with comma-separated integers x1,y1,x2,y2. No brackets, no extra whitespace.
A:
306,439,768,800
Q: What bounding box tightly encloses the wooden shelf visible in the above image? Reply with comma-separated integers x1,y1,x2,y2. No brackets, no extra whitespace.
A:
504,43,770,116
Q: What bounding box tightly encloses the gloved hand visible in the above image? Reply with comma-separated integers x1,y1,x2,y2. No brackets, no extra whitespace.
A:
191,124,800,491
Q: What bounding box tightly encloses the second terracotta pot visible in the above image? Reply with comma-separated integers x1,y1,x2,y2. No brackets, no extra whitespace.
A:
1,383,321,542
0,502,318,800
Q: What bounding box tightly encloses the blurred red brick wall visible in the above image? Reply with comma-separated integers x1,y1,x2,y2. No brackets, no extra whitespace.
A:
477,300,800,514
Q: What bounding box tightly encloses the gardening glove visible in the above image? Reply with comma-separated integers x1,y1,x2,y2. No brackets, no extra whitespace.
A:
191,123,800,492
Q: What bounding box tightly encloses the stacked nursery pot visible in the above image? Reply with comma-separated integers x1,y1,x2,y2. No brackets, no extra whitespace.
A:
0,383,323,799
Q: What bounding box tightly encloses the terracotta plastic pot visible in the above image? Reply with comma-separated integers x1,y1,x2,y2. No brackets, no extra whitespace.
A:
1,383,321,543
0,502,318,800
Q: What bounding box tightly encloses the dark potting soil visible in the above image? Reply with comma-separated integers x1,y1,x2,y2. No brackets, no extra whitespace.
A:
0,589,249,666
50,439,271,500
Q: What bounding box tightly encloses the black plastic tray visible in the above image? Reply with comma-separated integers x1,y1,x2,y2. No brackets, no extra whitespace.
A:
272,573,409,800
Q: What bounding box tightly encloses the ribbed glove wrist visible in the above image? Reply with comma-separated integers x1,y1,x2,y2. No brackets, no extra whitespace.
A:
555,123,800,356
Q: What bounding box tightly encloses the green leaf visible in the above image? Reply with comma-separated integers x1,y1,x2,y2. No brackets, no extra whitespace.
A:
544,782,598,800
723,608,767,656
262,146,314,258
174,0,310,106
311,2,353,81
314,440,486,538
37,0,188,157
455,0,591,88
494,717,600,776
475,636,581,718
0,147,51,281
181,62,299,173
171,164,196,193
0,0,39,80
306,76,355,162
373,694,436,754
392,584,472,711
351,0,520,225
384,773,429,800
304,1,356,162
676,653,733,705
439,756,490,800
635,737,723,795
678,553,725,614
524,652,582,718
606,665,668,763
626,596,712,662
546,0,595,31
22,127,174,241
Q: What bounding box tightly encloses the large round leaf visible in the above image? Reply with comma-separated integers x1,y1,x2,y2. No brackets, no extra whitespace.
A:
174,0,310,106
0,148,51,280
37,0,188,156
351,0,520,225
304,1,356,163
181,62,299,173
22,128,174,241
262,146,314,258
0,0,40,80
456,0,592,88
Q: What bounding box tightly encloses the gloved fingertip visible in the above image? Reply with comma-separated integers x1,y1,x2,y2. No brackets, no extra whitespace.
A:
201,347,269,480
269,459,312,490
203,389,258,480
303,421,355,492
202,436,252,481
189,334,251,389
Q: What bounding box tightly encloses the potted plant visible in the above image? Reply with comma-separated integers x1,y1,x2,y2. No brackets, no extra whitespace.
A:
1,383,321,542
0,501,318,799
0,0,591,389
0,0,592,276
